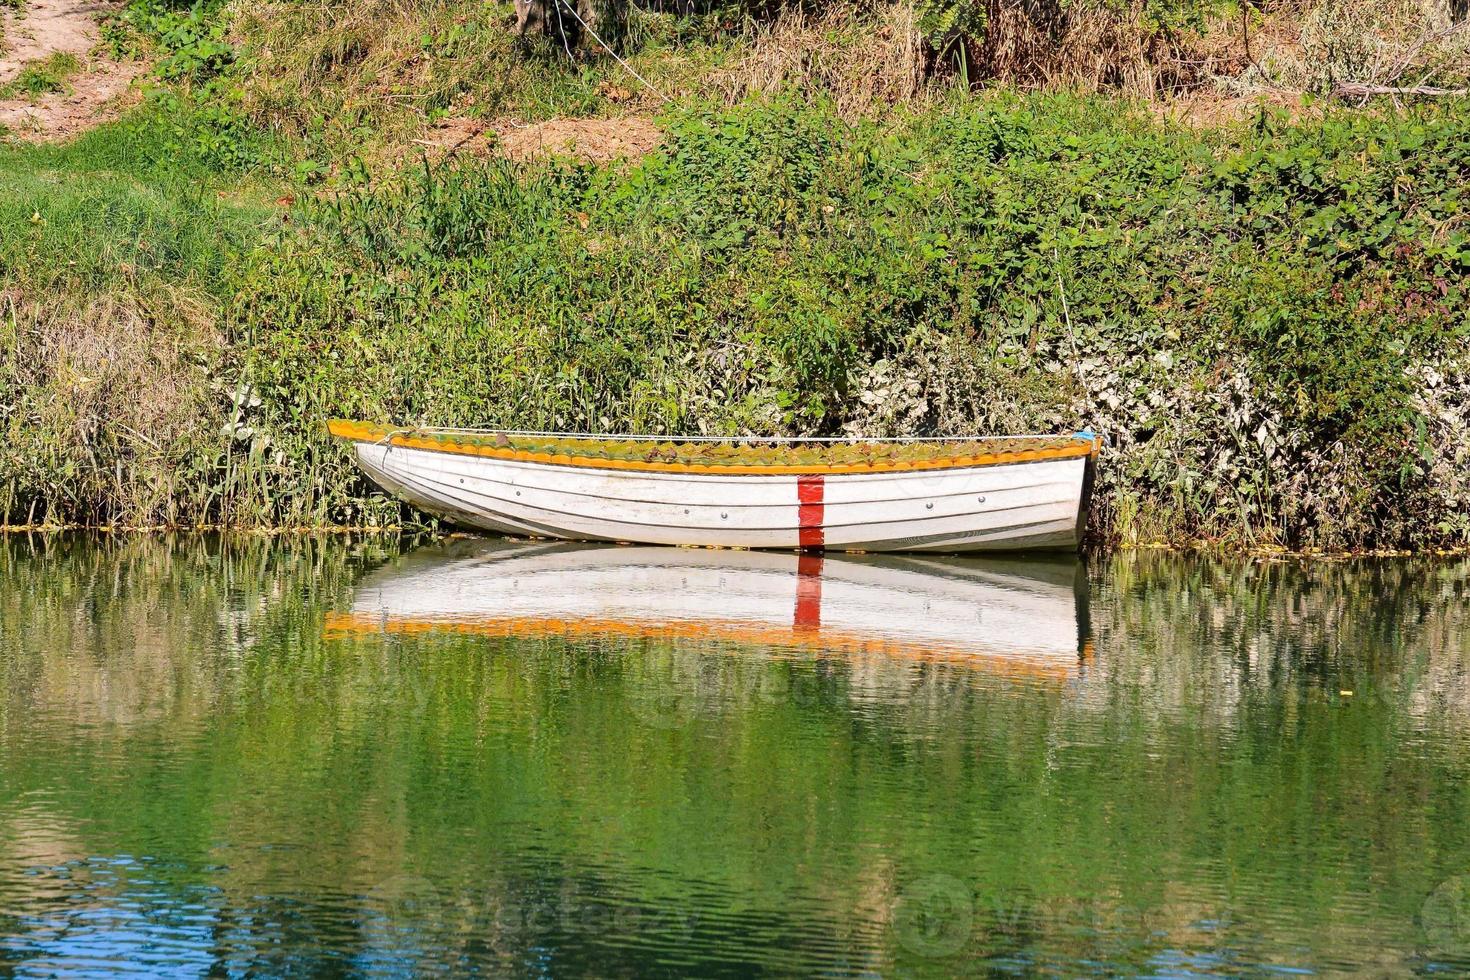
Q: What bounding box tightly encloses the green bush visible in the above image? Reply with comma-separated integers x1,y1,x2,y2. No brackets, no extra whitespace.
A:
1212,111,1470,445
120,0,236,80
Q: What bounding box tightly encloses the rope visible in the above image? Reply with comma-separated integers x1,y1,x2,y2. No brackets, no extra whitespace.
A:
553,0,671,104
552,0,575,60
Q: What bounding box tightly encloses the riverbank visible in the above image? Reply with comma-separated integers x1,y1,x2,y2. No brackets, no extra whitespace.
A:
3,1,1469,552
2,527,1470,565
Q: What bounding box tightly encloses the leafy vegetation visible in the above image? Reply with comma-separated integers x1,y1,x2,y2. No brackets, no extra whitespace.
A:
106,0,235,79
0,107,272,527
212,95,1469,548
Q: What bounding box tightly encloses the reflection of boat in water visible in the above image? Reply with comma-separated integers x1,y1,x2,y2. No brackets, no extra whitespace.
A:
327,541,1092,680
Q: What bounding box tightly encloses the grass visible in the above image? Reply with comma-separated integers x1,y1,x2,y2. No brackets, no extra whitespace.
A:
0,52,81,100
221,0,755,163
0,106,274,527
0,103,268,288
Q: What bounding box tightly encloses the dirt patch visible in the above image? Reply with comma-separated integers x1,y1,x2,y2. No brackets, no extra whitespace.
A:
0,0,144,140
0,0,105,82
412,115,492,158
495,116,662,163
0,57,145,139
1153,88,1317,128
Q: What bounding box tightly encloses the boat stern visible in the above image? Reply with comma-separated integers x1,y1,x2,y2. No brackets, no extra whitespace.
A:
1072,430,1102,550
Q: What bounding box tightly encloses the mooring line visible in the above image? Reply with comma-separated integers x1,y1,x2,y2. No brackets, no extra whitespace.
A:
553,0,672,104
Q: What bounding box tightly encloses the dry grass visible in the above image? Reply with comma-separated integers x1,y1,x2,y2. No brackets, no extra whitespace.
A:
227,0,521,147
707,0,1456,105
219,0,1470,151
940,0,1468,101
1191,0,1470,97
218,0,1466,152
1293,0,1470,91
226,0,719,163
2,288,221,525
964,0,1470,96
712,3,928,116
937,0,1232,97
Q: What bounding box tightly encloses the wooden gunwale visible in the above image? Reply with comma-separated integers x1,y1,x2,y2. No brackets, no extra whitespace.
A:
327,420,1101,477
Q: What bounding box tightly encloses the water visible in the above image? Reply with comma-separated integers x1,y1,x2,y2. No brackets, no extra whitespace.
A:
1,535,1468,977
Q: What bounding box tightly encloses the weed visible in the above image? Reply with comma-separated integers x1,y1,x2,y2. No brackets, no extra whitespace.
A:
0,107,271,528
209,95,1470,549
0,53,82,100
120,0,236,80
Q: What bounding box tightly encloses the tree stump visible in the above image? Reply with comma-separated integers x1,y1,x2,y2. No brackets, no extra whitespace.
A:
514,0,627,52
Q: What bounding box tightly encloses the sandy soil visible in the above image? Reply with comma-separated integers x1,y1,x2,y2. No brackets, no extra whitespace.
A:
0,0,144,140
496,116,662,162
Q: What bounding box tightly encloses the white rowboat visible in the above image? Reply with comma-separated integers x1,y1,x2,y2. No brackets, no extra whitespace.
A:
328,421,1101,553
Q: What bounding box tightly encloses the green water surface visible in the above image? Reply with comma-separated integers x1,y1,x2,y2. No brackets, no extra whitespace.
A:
1,536,1468,976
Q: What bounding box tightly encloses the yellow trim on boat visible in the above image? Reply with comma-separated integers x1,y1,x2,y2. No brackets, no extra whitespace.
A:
326,420,1100,476
322,611,1082,681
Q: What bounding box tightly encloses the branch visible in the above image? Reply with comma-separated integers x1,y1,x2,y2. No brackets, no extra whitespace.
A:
1383,20,1469,87
1331,81,1470,99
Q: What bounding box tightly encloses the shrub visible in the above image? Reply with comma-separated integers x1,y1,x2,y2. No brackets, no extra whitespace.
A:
121,0,237,80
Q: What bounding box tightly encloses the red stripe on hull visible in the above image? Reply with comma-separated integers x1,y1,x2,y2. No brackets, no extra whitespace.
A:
794,554,823,631
797,475,825,550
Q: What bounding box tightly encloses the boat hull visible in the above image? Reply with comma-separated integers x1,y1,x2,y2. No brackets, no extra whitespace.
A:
351,440,1093,553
